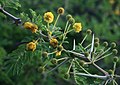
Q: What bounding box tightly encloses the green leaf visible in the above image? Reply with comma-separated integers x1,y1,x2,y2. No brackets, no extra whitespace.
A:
0,0,21,10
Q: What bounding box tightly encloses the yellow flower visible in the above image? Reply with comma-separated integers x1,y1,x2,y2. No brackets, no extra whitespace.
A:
50,38,58,47
73,23,82,33
57,7,64,15
44,12,54,23
23,22,38,33
23,22,33,29
56,51,61,56
30,24,38,33
26,42,36,51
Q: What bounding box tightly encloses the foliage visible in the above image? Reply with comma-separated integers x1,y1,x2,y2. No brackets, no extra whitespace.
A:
0,0,120,85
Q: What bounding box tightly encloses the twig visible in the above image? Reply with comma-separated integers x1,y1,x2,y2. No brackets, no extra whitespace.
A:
92,62,109,76
75,59,91,74
72,72,108,80
0,6,21,25
46,57,70,73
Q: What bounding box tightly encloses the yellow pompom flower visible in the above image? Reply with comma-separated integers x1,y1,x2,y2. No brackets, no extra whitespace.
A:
44,12,54,23
26,42,36,51
30,24,38,33
23,22,33,29
23,22,38,33
73,23,82,33
50,38,58,48
57,7,64,15
56,51,61,56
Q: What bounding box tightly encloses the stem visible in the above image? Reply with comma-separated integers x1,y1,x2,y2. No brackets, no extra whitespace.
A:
52,14,60,32
85,44,91,49
47,23,51,39
46,57,70,73
81,35,88,45
0,6,21,25
113,62,117,76
61,24,71,45
75,60,91,74
74,73,108,80
113,80,118,85
67,59,74,73
95,53,112,62
48,51,57,55
39,30,48,38
92,62,109,76
95,47,111,60
105,79,109,85
64,21,69,33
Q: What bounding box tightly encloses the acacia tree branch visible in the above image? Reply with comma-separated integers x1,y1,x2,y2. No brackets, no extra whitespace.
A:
0,6,21,25
73,72,108,80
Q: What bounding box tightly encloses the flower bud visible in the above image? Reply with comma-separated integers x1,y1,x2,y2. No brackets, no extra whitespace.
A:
111,42,116,48
113,56,119,62
57,45,63,51
69,18,75,24
108,69,113,74
38,66,45,73
112,49,118,55
94,42,99,47
86,29,92,35
57,7,64,15
51,58,58,65
84,52,89,57
66,14,72,21
42,52,48,58
103,42,108,47
64,73,70,79
94,37,99,43
79,60,85,66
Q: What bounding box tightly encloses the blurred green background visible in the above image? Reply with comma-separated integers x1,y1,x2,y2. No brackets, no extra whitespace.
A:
0,0,120,85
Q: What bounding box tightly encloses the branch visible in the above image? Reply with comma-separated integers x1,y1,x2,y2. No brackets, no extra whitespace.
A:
0,6,21,25
92,62,109,76
74,72,108,80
